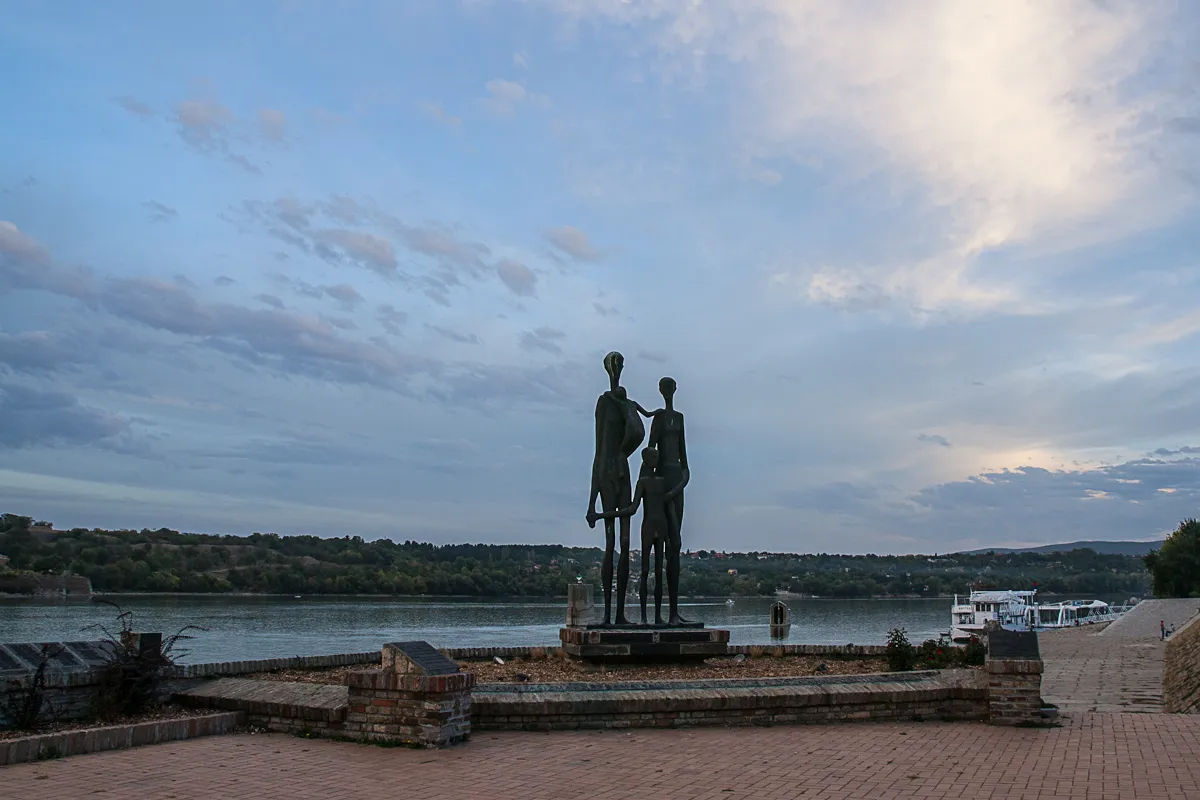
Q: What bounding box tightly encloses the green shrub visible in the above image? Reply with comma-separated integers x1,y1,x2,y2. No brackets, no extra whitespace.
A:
886,627,917,671
963,637,986,666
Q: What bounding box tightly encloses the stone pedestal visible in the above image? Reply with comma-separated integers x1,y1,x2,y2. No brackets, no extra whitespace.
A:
566,583,594,627
984,628,1045,726
987,658,1045,725
344,641,474,748
560,625,729,663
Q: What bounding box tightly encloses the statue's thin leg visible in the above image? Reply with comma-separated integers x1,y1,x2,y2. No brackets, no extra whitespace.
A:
614,513,632,625
639,537,650,625
667,495,691,625
601,518,615,626
654,538,665,625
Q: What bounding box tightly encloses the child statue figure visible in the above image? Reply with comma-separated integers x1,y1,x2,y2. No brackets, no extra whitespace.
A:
589,447,685,626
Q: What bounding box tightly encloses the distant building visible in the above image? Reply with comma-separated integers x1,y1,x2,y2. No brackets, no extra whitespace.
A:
727,569,738,576
0,554,9,569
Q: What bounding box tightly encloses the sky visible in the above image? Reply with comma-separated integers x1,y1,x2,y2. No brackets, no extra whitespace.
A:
2,1,1200,555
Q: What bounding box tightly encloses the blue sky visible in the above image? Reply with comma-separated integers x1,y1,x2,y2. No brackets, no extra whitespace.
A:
2,0,1200,554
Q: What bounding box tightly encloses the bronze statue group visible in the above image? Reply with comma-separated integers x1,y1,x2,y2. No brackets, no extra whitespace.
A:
586,351,691,627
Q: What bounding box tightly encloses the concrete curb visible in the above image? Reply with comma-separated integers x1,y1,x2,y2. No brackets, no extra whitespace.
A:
0,711,245,766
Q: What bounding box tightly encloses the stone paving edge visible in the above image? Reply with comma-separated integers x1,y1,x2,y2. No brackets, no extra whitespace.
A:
0,711,245,767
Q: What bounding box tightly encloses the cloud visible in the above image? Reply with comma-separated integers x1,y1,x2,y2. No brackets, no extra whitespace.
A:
0,221,93,299
172,93,259,173
480,79,549,116
322,283,364,308
593,302,618,317
240,196,509,303
637,350,667,364
256,293,286,310
174,98,233,149
519,326,566,355
113,95,153,118
421,102,462,127
143,201,178,222
779,450,1200,551
97,275,426,389
214,276,236,286
917,433,952,448
0,332,88,373
377,304,407,336
0,383,130,449
513,51,529,69
316,229,398,274
545,225,600,261
549,1,1193,316
258,108,287,142
427,325,481,345
496,259,537,296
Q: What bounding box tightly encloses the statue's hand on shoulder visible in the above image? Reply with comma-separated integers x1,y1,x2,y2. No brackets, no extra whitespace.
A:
635,402,662,418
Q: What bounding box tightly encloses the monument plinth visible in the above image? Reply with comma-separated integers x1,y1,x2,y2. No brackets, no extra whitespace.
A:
560,624,729,663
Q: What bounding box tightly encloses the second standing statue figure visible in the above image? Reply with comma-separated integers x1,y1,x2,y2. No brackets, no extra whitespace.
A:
648,376,691,625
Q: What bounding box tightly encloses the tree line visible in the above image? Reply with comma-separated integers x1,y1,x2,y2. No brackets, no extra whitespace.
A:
0,513,1152,598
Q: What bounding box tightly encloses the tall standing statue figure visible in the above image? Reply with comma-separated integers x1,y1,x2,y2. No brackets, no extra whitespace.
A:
587,351,652,626
649,376,691,624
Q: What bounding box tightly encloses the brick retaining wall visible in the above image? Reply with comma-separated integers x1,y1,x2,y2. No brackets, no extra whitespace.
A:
472,670,986,731
0,712,243,766
1165,614,1200,714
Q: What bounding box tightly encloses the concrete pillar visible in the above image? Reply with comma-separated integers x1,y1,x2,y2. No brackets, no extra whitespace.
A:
567,583,593,627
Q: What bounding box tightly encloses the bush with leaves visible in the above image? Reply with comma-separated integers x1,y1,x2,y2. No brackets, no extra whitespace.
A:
1144,519,1200,598
886,627,918,671
917,639,955,669
962,636,987,666
86,601,204,720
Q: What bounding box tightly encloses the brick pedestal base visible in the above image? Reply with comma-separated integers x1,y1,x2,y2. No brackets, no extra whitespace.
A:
987,658,1044,726
343,642,475,748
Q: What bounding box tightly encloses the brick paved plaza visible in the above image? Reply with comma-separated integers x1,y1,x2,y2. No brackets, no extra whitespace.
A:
5,712,1200,799
1040,598,1199,713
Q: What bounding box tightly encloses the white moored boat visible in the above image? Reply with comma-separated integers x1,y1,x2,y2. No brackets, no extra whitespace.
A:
949,589,1133,643
950,590,1036,643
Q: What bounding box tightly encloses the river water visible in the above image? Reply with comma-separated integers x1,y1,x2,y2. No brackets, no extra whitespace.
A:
0,595,955,663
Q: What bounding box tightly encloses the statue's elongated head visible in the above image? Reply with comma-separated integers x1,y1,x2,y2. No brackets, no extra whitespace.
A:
641,446,660,470
604,351,624,383
659,376,676,401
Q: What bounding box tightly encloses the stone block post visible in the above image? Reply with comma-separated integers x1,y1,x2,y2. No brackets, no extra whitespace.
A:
567,583,593,627
343,641,475,748
986,658,1045,725
984,628,1045,726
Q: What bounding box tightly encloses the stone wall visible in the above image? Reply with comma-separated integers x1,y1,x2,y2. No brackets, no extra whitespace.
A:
986,659,1045,725
473,671,988,731
1165,614,1200,714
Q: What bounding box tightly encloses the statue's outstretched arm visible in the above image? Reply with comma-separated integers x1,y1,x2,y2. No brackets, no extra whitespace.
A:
635,402,661,418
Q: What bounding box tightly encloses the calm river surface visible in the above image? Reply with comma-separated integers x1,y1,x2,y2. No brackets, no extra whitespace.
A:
0,595,954,663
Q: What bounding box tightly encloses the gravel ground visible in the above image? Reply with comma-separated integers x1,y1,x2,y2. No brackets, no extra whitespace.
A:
0,705,218,740
248,654,892,686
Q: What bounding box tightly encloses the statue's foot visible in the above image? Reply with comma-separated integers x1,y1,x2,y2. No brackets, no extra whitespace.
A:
654,616,667,626
668,613,692,626
600,616,612,627
614,614,633,626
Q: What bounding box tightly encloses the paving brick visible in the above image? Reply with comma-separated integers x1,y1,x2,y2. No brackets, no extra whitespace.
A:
1041,599,1198,713
5,713,1200,798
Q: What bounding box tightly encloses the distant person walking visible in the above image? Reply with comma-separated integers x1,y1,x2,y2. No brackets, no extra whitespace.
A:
1161,620,1166,641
